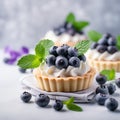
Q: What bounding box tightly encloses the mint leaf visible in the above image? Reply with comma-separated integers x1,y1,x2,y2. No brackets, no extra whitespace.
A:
63,97,74,105
35,44,45,58
17,54,40,69
66,103,83,112
39,39,54,56
116,35,120,50
75,40,90,55
88,30,102,42
66,13,75,24
100,69,115,80
73,21,89,31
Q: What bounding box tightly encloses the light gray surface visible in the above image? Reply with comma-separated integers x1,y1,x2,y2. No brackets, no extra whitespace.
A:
0,0,120,48
0,50,120,120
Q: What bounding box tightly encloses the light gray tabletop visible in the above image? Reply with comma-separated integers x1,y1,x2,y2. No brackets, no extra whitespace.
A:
0,50,120,120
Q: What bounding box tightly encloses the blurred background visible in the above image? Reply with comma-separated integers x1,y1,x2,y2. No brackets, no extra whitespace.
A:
0,0,120,48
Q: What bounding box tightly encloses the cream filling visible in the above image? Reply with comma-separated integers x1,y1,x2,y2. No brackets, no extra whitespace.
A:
43,30,86,44
39,61,90,77
86,49,120,61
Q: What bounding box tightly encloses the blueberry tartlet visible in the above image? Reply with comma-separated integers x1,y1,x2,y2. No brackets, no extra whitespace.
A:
86,32,120,72
43,13,89,46
18,40,95,92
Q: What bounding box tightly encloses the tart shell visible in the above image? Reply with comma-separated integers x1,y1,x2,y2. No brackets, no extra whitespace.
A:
33,68,96,92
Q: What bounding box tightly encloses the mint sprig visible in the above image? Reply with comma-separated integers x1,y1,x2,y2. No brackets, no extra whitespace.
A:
116,35,120,50
87,30,102,42
75,40,90,55
17,39,54,69
100,69,115,81
65,13,89,31
63,97,83,112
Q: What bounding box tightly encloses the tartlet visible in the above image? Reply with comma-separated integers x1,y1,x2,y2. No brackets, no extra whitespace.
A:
86,32,120,72
43,13,89,46
18,40,95,92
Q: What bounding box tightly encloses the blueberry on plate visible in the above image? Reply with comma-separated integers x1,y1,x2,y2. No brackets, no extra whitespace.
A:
96,45,107,53
65,22,73,30
96,74,107,85
19,68,26,73
78,54,86,62
95,93,109,105
115,78,120,88
105,98,118,111
68,47,78,57
95,85,109,94
55,56,68,69
69,57,80,67
46,55,56,66
53,100,63,111
21,92,32,103
107,46,118,54
107,83,116,95
90,42,99,49
56,46,68,56
53,28,62,36
67,28,76,36
108,37,116,46
35,94,50,107
49,46,58,56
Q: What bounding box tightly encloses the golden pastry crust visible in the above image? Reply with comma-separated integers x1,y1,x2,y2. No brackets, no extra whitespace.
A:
88,58,120,72
33,68,96,92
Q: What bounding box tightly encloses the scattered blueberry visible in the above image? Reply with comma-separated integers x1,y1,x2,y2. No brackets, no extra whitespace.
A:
107,83,116,95
95,93,109,105
19,68,26,73
96,74,107,85
49,46,58,56
53,100,63,111
90,42,99,49
46,55,56,66
56,46,67,56
55,56,68,69
107,46,118,54
105,98,118,111
21,92,32,103
115,78,120,88
69,57,80,67
35,94,50,107
3,58,10,64
68,47,78,57
96,85,109,94
78,55,86,62
96,45,107,53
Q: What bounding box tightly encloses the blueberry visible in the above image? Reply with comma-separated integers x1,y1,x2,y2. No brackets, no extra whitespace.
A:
49,46,58,56
108,37,116,46
53,100,63,111
96,74,107,85
105,98,118,111
69,57,80,67
96,85,109,94
90,42,99,49
56,46,68,56
115,78,120,88
77,30,84,35
67,28,76,36
95,93,109,105
107,46,118,54
35,94,50,107
96,45,107,53
55,56,68,69
59,27,66,34
54,28,62,36
3,58,10,64
46,55,56,66
65,23,73,30
107,83,116,95
68,47,78,57
103,33,112,39
98,38,108,46
78,55,86,62
19,68,26,73
21,92,32,103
